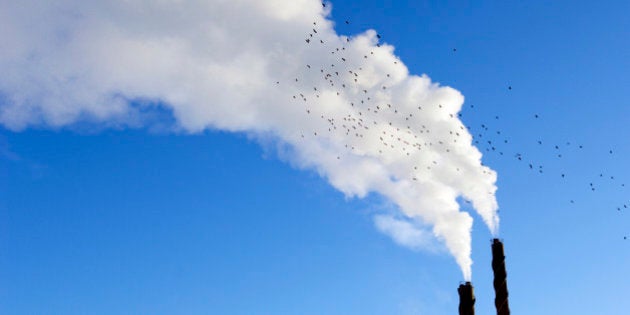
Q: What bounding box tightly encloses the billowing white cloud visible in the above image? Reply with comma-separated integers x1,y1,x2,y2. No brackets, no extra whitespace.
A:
0,0,498,280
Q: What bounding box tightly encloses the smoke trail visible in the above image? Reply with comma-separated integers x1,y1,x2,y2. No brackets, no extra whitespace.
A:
0,0,498,279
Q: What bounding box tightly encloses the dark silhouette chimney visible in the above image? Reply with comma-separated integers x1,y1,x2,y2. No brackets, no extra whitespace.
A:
457,281,475,315
491,238,510,315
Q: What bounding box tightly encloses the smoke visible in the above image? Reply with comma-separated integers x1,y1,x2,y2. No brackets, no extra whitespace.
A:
0,0,498,280
374,215,438,252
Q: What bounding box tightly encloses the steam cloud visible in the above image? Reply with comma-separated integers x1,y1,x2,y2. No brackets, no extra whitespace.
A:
0,0,498,279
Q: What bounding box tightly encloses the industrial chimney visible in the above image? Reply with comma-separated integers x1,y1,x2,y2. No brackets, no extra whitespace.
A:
491,238,510,315
457,282,475,315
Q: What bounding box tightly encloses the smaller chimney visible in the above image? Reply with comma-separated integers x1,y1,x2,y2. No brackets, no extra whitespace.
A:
457,281,475,315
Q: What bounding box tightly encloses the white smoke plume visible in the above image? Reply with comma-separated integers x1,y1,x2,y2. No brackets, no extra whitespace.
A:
374,215,437,252
0,0,498,279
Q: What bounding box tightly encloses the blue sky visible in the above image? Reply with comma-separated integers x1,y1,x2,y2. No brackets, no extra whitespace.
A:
1,1,629,314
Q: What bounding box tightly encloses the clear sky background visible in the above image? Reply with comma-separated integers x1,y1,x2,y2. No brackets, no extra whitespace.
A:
1,1,629,314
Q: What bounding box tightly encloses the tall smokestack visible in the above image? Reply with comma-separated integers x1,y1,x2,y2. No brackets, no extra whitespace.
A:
457,282,475,315
491,238,510,315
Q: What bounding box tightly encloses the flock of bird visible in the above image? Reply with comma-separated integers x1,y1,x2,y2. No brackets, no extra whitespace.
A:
275,9,628,240
467,112,628,203
284,22,478,178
